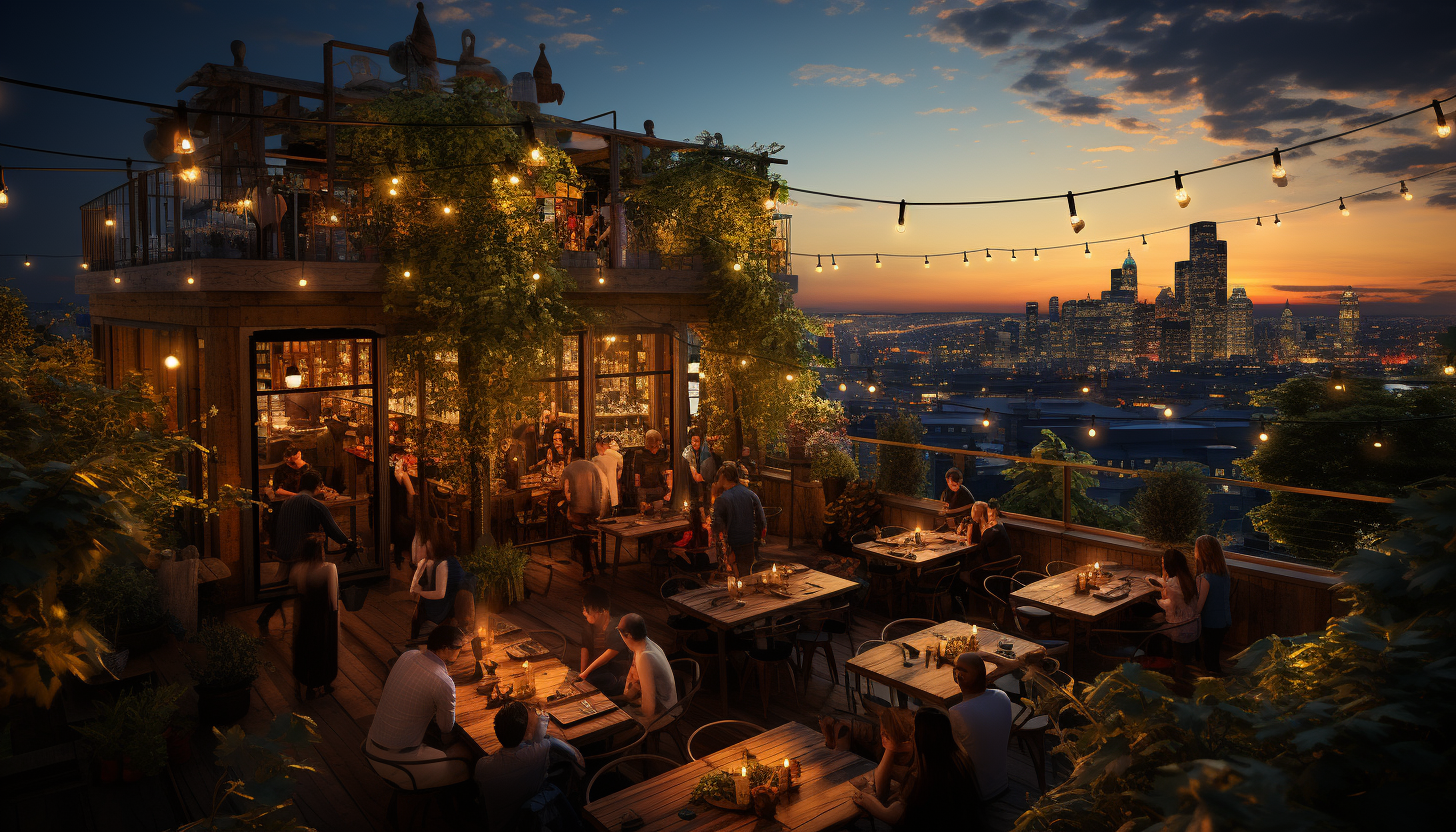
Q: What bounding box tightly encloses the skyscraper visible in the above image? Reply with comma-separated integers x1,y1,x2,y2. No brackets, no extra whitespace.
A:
1024,301,1039,361
1338,287,1360,358
1115,250,1137,294
1226,287,1254,358
1181,221,1229,361
1279,300,1297,362
1048,296,1060,324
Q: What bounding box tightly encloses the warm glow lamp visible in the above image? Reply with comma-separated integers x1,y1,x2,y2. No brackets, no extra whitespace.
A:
1435,100,1450,138
1271,147,1286,184
1400,181,1412,200
897,199,906,233
1066,191,1084,233
164,355,180,370
284,365,303,388
1173,170,1190,208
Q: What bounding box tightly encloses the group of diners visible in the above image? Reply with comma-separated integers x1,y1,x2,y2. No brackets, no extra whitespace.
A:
363,585,679,830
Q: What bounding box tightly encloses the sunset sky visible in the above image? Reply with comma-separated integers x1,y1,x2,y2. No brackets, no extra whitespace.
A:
2,1,1453,314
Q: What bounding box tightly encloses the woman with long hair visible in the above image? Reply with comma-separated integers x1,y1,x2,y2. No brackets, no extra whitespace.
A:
292,533,338,700
871,707,916,804
1152,548,1202,647
852,708,986,831
1193,535,1232,675
409,526,465,639
661,503,711,570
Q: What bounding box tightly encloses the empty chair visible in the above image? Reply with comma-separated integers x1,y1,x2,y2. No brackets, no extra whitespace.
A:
907,562,961,620
881,618,938,643
794,601,852,692
738,616,802,718
1044,560,1078,576
584,754,679,803
963,553,1021,619
846,640,894,716
659,576,711,645
686,719,765,761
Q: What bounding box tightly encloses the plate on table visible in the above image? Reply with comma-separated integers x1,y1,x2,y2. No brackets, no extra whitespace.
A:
546,697,616,727
1094,585,1130,601
505,640,554,661
487,619,520,638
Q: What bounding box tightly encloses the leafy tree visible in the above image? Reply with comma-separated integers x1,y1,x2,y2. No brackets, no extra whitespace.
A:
1131,463,1208,546
0,283,33,356
1000,429,1135,531
1015,487,1456,830
1237,375,1456,565
874,410,930,497
341,79,582,519
629,132,820,456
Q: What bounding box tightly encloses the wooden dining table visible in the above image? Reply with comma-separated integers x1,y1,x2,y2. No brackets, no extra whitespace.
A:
852,530,971,571
845,619,1044,709
593,514,692,580
1010,564,1158,674
582,721,876,832
393,616,636,757
664,567,861,708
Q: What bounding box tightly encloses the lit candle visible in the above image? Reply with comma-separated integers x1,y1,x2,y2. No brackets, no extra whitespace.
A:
735,767,751,805
971,625,978,637
1094,561,1100,573
783,758,793,791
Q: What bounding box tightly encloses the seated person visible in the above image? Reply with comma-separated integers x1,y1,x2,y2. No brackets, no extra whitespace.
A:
578,586,632,696
473,701,584,832
948,650,1021,801
365,625,477,789
852,707,986,830
617,613,678,724
658,504,711,570
823,708,915,804
271,442,329,500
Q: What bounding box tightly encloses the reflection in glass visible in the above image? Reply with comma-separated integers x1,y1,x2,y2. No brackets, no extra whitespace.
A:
595,332,671,450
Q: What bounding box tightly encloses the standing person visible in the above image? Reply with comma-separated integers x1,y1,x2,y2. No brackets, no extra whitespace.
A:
591,434,623,518
617,613,677,724
291,534,338,700
258,471,353,635
632,429,673,512
737,445,759,484
710,463,766,575
1193,535,1232,676
948,650,1021,801
659,504,712,571
577,585,631,695
366,625,476,789
316,414,351,493
852,707,987,831
410,535,465,639
681,430,713,506
562,450,606,580
939,468,976,529
473,702,584,832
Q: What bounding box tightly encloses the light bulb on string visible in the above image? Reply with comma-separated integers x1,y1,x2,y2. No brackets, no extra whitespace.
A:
0,165,8,206
1400,181,1412,200
1271,148,1287,185
1141,234,1148,248
961,251,968,266
1087,416,1097,438
508,174,520,185
1173,171,1190,208
897,199,907,233
164,355,180,370
1011,250,1018,263
389,187,398,196
1162,406,1174,418
1274,214,1282,227
1083,243,1091,259
733,261,742,271
173,102,194,154
112,276,121,284
764,180,777,211
981,408,992,428
297,278,307,287
104,205,116,227
874,254,882,268
785,373,795,382
1257,417,1269,443
1033,249,1040,261
1339,197,1349,216
1443,363,1455,376
81,262,89,270
984,248,992,262
815,255,823,273
1372,422,1386,449
925,255,931,269
839,383,847,392
1066,191,1084,233
531,272,541,281
597,275,605,284
23,256,30,267
1256,216,1263,228
831,255,838,271
1435,99,1450,138
186,276,194,285
442,205,452,215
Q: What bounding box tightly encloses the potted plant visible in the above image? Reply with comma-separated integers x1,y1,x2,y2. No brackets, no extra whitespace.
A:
1131,462,1209,548
785,397,848,460
186,622,260,727
821,480,883,557
807,429,859,503
79,559,168,653
75,683,184,783
461,541,530,614
74,695,128,783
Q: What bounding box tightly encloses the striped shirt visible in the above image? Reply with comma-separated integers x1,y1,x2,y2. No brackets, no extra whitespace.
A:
369,649,457,750
274,491,349,563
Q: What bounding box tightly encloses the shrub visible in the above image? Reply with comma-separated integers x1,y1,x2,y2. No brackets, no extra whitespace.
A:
1131,462,1209,546
874,411,930,497
785,397,848,449
78,558,165,641
807,429,858,481
461,541,531,606
186,622,261,690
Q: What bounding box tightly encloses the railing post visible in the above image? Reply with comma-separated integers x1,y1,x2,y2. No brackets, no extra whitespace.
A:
1062,461,1072,529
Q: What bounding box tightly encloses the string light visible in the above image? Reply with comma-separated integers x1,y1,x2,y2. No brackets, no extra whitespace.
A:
597,274,605,284
1400,180,1411,200
531,272,541,281
164,355,179,370
1437,100,1451,138
329,212,340,223
284,365,303,388
1339,197,1349,216
1011,250,1018,263
981,408,992,427
740,358,748,366
1443,364,1454,376
1173,170,1190,208
23,256,30,267
0,166,9,206
389,187,398,196
403,270,411,278
764,180,777,210
733,261,742,271
1256,216,1263,228
442,205,452,215
1271,148,1286,184
831,255,838,271
1274,214,1282,227
180,164,200,183
839,382,847,392
984,248,992,262
897,199,906,233
298,278,307,287
874,253,881,268
1033,249,1040,261
815,255,823,273
81,262,88,270
104,205,115,227
1066,191,1084,233
961,251,968,266
1257,417,1269,442
173,103,194,154
1162,406,1174,418
1083,243,1091,259
1141,234,1148,248
925,255,931,269
508,174,520,185
1087,416,1097,438
186,276,194,284
112,276,120,284
785,373,794,381
1081,385,1090,394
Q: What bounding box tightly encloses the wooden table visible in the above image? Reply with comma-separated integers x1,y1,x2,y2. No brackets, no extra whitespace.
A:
665,567,860,708
583,721,875,832
845,620,1044,709
594,515,691,580
1011,565,1157,674
852,530,971,570
394,616,636,757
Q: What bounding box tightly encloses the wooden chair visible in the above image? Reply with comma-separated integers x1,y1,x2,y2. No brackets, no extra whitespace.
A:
846,640,894,716
880,618,937,643
1088,616,1202,676
794,601,853,692
642,658,701,761
686,719,765,761
584,754,679,803
738,616,802,718
659,577,715,658
907,562,961,620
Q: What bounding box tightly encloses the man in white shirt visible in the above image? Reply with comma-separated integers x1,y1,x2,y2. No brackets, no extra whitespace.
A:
947,649,1021,800
474,701,584,832
591,435,623,518
365,625,477,789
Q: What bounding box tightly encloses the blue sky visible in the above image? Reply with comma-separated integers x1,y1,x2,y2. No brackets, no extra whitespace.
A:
3,1,1454,314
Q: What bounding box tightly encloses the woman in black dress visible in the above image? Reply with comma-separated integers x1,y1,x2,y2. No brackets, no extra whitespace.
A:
292,534,339,699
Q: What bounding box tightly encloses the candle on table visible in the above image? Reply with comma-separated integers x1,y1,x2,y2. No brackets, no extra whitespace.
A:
783,758,793,791
735,767,751,805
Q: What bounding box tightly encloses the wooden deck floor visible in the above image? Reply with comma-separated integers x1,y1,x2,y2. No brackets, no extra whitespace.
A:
36,536,1064,832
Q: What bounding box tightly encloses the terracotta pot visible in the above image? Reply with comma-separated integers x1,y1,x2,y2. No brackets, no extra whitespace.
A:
195,682,252,727
97,758,120,784
821,476,848,504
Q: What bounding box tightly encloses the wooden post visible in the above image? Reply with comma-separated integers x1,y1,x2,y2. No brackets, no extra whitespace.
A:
323,42,337,263
608,137,623,268
1062,461,1072,530
415,365,428,521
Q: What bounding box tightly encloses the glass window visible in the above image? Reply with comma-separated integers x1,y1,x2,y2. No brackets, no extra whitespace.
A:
595,331,672,450
251,333,380,591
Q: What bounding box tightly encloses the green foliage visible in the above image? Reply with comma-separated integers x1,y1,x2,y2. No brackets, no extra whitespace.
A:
874,411,930,497
343,79,582,490
76,683,185,773
807,429,858,481
0,283,33,356
998,429,1135,531
176,712,322,832
78,558,165,641
823,480,881,535
630,132,820,454
1015,487,1456,831
1237,376,1456,565
186,622,261,690
785,398,848,449
460,540,530,605
1131,463,1208,546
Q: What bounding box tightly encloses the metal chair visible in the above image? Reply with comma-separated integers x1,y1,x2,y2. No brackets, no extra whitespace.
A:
686,720,765,761
581,719,649,770
1009,659,1074,791
1088,616,1202,675
1044,560,1078,576
794,601,853,692
659,576,712,649
963,553,1022,619
907,562,961,620
846,640,894,716
860,529,908,616
1011,570,1059,630
880,618,937,643
738,616,802,718
584,754,679,803
525,628,568,662
360,739,473,832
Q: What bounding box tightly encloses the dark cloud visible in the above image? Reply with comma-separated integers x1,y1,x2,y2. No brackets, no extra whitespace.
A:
1269,285,1421,294
1351,191,1399,202
1329,143,1456,175
926,0,1456,145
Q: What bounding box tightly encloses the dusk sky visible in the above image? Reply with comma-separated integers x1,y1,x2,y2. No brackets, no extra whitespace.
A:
2,1,1454,314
